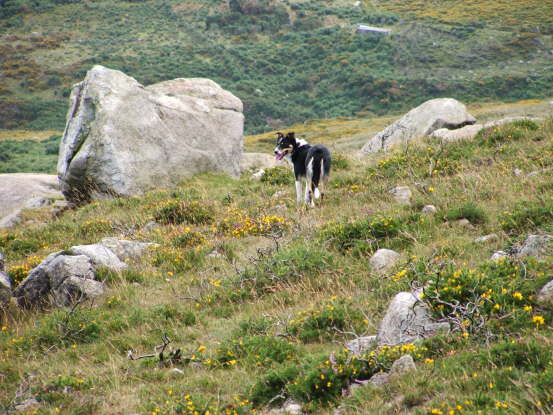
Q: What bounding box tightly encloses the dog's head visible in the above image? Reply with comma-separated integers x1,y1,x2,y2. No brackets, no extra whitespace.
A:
274,132,297,161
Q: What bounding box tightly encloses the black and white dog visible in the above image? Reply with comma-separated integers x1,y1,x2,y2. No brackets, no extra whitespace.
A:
274,132,331,207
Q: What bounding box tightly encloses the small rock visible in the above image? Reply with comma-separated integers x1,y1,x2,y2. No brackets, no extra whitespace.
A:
490,251,508,261
274,204,287,210
453,218,471,227
207,250,223,258
513,168,523,176
0,255,12,306
474,234,498,244
142,220,160,232
51,199,72,217
421,205,437,215
0,210,22,229
516,234,553,258
15,398,40,412
537,280,553,308
346,335,377,356
282,399,302,414
251,169,265,181
390,354,416,376
370,249,401,272
368,372,389,386
170,367,185,375
389,186,412,204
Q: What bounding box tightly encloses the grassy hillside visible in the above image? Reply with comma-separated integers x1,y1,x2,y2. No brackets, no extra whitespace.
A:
1,117,552,414
0,0,552,134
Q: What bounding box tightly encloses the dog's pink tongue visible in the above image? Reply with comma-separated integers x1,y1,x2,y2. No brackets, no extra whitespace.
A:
275,153,284,161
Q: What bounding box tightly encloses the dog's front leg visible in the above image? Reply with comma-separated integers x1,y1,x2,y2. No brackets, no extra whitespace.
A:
295,180,303,204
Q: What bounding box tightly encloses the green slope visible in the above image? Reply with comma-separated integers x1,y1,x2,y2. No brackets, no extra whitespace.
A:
0,0,552,134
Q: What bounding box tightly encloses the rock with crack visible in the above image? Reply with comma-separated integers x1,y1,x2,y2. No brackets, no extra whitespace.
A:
360,98,476,153
515,234,552,258
58,65,244,204
13,253,102,307
377,290,450,346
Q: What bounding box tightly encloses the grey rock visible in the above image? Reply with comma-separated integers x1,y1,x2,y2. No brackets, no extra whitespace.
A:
368,372,389,386
516,234,553,258
240,152,279,172
0,253,12,305
513,168,523,176
282,400,302,415
389,186,412,204
422,205,437,215
390,354,416,376
537,280,553,308
346,335,377,355
453,218,471,227
54,275,105,306
15,398,40,412
70,243,128,271
361,98,476,153
272,190,287,199
14,253,102,307
13,252,63,306
58,65,244,204
0,173,62,228
370,249,401,272
490,251,508,261
377,290,450,346
431,117,541,143
100,238,157,261
474,233,498,244
48,254,95,289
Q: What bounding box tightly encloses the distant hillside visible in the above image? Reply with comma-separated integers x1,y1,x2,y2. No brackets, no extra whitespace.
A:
1,0,552,133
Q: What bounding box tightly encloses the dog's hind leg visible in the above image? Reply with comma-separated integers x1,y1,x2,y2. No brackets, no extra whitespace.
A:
295,180,303,204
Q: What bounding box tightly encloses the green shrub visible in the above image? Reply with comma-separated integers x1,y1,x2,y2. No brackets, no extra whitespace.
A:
152,305,197,326
154,200,214,225
445,202,487,224
318,215,405,254
215,335,298,368
499,201,553,233
476,123,526,145
261,166,294,185
171,228,207,248
288,298,366,343
251,364,300,406
331,153,349,170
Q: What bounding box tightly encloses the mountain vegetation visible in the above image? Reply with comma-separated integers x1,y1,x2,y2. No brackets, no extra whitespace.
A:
0,0,552,133
1,114,553,414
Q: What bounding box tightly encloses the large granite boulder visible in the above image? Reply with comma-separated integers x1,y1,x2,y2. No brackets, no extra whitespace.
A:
361,98,476,153
58,65,244,204
0,174,63,229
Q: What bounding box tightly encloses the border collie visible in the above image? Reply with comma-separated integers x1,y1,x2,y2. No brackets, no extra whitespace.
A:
274,132,331,207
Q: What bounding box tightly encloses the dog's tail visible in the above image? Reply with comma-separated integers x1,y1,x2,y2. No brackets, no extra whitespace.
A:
311,146,331,199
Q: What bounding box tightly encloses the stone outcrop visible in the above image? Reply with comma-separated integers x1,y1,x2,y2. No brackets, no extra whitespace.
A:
58,65,244,204
0,253,12,306
361,98,476,153
537,280,553,308
431,116,541,143
0,174,63,229
12,238,156,307
377,290,449,346
516,234,552,258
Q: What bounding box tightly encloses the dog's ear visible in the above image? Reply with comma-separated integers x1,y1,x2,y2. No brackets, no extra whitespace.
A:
287,132,297,145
